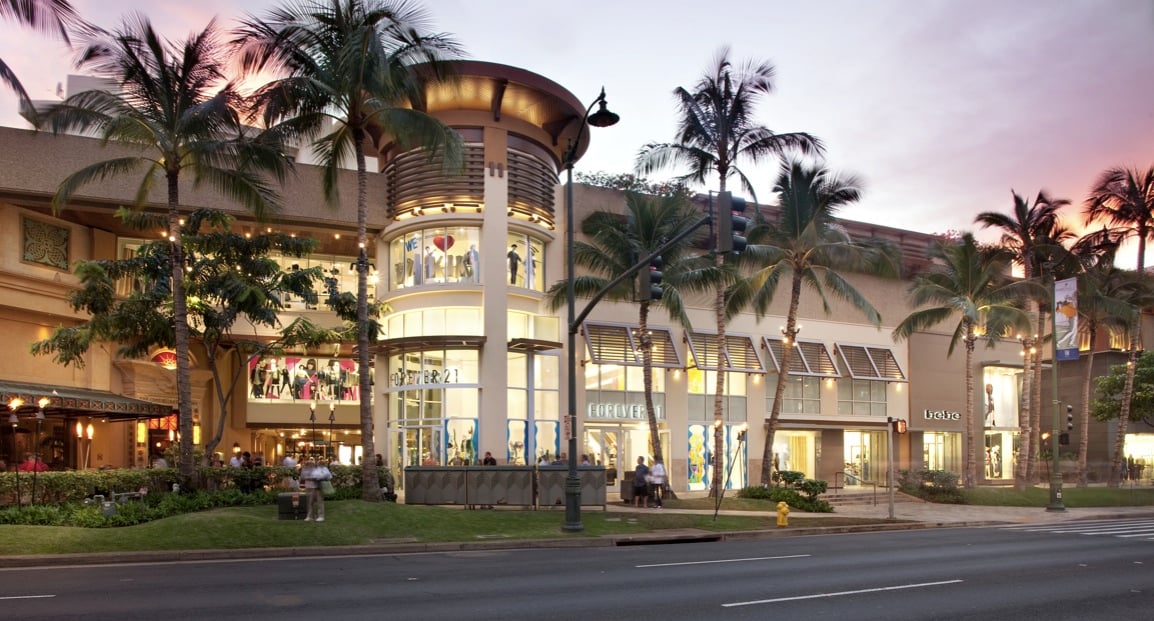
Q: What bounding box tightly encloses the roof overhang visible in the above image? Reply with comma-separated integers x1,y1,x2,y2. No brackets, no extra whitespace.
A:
0,380,172,420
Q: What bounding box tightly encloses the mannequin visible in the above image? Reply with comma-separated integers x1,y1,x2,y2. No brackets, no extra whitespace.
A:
524,244,536,289
412,244,423,285
464,244,479,282
507,244,522,285
424,246,436,281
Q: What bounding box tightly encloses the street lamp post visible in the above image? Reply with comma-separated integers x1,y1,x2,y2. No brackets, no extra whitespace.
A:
31,397,47,505
1046,270,1066,512
564,88,619,533
8,398,22,508
328,403,336,462
309,403,317,459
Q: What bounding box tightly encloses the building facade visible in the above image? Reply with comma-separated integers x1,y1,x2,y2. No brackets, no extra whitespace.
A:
0,61,1148,489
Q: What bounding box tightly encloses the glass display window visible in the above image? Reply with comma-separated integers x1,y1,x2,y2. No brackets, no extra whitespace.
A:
982,366,1022,428
505,232,545,291
388,226,481,289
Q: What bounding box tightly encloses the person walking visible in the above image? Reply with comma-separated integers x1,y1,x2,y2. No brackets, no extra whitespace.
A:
633,456,650,508
300,458,331,522
648,458,667,508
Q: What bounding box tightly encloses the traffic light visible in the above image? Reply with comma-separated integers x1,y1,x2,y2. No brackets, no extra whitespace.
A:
1066,404,1074,431
637,255,664,301
892,419,908,434
1059,432,1070,446
717,191,749,254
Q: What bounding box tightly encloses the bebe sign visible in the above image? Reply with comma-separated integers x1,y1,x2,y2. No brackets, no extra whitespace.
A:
924,409,961,421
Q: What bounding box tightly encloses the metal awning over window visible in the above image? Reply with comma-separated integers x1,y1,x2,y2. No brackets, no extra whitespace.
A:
685,331,764,373
835,343,907,381
583,323,682,368
763,338,840,378
0,380,171,420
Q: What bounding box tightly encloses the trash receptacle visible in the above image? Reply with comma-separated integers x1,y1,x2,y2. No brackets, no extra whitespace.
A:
277,492,307,520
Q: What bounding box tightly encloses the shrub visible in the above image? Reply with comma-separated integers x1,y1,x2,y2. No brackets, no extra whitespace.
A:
737,485,832,512
898,468,965,504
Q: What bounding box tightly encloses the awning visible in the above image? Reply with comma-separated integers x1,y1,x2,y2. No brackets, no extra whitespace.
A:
763,337,840,378
835,343,907,382
372,335,487,356
0,380,172,420
583,323,682,368
685,331,764,373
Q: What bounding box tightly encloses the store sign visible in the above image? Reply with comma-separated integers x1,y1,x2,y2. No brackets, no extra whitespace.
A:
587,403,664,420
150,349,177,370
390,368,461,387
923,409,961,421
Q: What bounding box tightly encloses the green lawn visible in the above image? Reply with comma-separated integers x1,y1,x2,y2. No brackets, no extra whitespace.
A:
0,501,768,556
961,486,1154,507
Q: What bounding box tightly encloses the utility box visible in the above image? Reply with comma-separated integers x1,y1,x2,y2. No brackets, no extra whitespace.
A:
277,492,307,520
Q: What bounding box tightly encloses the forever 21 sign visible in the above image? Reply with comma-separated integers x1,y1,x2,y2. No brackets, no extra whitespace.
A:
923,409,961,421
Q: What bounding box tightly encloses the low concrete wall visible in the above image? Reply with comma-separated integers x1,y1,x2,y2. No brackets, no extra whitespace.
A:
404,466,606,509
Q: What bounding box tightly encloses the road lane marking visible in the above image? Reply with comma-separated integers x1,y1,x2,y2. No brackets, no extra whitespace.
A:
637,554,810,568
722,579,964,607
0,595,56,600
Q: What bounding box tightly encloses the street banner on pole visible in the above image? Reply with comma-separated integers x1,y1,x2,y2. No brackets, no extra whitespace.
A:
1054,277,1078,361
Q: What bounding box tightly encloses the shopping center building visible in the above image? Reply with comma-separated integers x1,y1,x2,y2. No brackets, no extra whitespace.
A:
0,61,1149,489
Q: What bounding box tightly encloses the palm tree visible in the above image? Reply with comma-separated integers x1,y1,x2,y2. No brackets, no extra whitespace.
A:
731,158,900,485
1067,231,1149,486
893,234,1033,488
1,0,81,113
234,0,463,500
975,190,1072,488
1086,165,1154,486
39,15,290,484
635,47,822,495
546,191,704,464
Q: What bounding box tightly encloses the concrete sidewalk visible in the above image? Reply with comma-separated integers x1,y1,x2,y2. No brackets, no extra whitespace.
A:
612,490,1154,525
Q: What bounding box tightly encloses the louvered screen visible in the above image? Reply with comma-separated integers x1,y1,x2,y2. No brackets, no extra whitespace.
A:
798,341,840,377
867,347,906,381
583,324,637,365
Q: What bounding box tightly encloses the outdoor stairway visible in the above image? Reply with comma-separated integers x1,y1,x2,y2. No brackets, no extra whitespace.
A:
826,489,923,507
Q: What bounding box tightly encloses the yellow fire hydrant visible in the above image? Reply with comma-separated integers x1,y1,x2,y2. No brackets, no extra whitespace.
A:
776,501,790,527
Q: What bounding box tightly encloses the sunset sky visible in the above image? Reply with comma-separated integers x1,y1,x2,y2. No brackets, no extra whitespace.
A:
3,0,1154,264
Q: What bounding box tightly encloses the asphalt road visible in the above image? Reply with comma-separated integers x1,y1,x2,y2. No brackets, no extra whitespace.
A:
3,519,1153,620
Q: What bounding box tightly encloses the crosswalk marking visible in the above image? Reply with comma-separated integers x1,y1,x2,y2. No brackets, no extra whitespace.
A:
998,518,1154,541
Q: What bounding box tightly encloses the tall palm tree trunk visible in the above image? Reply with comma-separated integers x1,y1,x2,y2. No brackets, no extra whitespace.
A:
1077,330,1097,487
639,302,663,464
1112,233,1145,487
761,273,802,486
710,253,726,497
168,170,194,486
1015,338,1033,489
1030,307,1046,483
353,131,377,500
963,323,977,488
1110,327,1139,487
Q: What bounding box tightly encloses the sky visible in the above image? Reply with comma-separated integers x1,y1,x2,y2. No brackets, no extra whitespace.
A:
4,0,1154,263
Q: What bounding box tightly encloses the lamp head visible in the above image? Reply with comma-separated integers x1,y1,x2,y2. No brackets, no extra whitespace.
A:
586,94,619,128
8,397,22,411
8,413,17,425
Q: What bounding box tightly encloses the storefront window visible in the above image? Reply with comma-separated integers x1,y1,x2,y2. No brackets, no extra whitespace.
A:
925,431,961,473
505,232,545,291
388,226,482,289
773,431,817,478
508,352,560,463
385,348,480,470
837,379,887,417
983,431,1016,480
982,365,1021,428
768,376,820,415
248,356,367,404
386,307,483,339
686,369,745,422
685,423,748,490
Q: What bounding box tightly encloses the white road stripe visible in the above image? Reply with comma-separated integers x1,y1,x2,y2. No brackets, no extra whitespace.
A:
0,595,56,601
723,579,964,607
637,554,810,568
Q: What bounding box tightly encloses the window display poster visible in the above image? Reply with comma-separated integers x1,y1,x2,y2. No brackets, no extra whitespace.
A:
249,356,366,403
